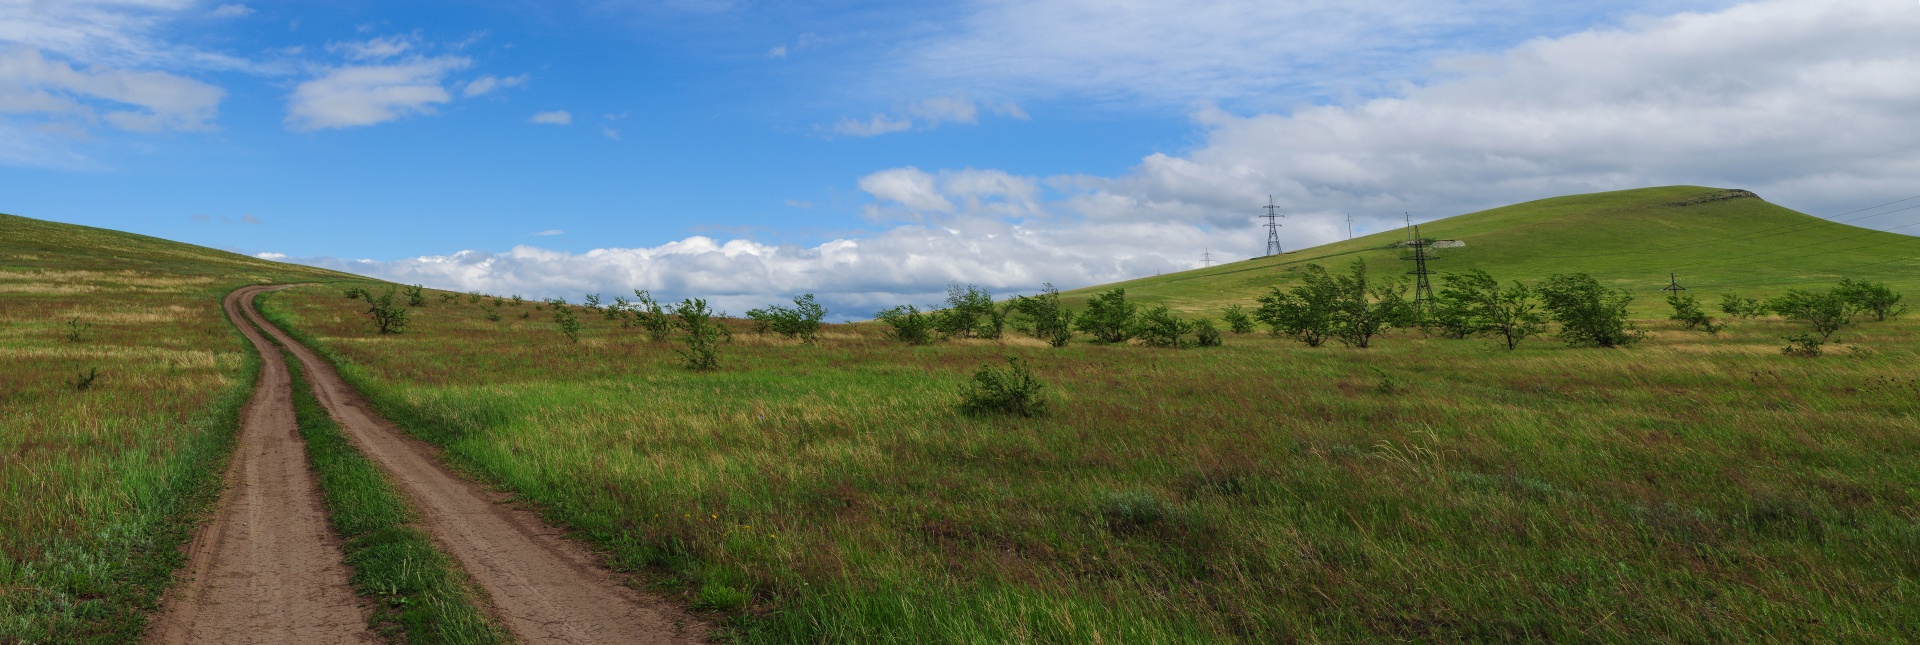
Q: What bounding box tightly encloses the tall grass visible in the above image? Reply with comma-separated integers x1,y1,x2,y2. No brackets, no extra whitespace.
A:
264,284,1920,643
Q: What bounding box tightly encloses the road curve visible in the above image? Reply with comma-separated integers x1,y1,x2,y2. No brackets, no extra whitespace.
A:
234,289,706,644
146,285,375,644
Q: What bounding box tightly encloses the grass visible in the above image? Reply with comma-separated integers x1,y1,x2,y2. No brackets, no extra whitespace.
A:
1062,186,1920,317
278,342,507,644
0,212,352,642
260,277,1920,642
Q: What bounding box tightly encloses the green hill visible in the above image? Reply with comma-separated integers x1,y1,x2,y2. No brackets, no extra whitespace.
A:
0,212,356,282
1064,186,1920,315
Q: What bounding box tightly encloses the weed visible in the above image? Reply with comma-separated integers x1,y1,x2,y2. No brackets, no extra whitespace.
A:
958,356,1047,417
69,367,100,391
1370,366,1402,395
1096,491,1171,536
62,317,89,343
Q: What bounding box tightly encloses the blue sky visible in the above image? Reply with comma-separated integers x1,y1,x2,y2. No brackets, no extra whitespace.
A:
4,0,1918,314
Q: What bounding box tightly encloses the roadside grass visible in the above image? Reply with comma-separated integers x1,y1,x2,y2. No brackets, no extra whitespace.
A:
278,344,507,644
0,212,351,642
262,283,1920,643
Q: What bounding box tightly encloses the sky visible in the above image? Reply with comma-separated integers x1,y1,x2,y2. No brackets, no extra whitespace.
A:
4,0,1919,316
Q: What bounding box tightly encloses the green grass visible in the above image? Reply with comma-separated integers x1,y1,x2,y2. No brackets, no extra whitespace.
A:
1062,186,1920,317
278,342,506,644
261,277,1920,643
0,212,353,642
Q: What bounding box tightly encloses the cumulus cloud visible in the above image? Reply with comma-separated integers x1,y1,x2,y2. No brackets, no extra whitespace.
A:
826,95,1026,137
529,110,571,125
286,55,471,130
462,72,527,97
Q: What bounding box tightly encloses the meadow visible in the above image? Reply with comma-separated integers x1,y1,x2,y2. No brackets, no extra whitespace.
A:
0,214,347,642
261,280,1920,643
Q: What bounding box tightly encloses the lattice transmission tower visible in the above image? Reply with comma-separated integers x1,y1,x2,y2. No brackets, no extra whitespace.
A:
1662,273,1687,296
1404,225,1437,311
1262,196,1285,256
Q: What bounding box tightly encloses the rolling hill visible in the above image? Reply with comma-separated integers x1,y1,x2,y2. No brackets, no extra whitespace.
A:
1062,186,1920,315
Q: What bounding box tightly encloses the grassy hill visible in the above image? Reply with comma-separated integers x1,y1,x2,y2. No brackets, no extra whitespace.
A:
1063,186,1920,315
0,213,354,642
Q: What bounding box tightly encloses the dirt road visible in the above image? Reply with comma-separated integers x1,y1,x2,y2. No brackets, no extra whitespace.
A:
233,290,706,644
146,285,375,644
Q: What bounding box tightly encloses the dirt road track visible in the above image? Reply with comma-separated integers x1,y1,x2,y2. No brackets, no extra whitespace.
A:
234,288,706,644
146,285,375,644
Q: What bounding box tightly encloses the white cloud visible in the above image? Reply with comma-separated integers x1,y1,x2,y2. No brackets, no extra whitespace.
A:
462,73,528,97
857,167,952,214
286,55,471,130
255,251,288,260
766,45,786,58
600,125,621,140
326,35,413,61
0,46,223,132
210,4,253,18
825,95,1026,137
531,229,564,236
529,110,571,125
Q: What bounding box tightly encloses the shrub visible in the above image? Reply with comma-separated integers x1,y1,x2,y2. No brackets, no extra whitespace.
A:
672,298,725,370
483,308,502,322
363,287,411,334
63,317,89,343
551,300,581,343
957,356,1047,417
628,290,675,342
1538,273,1641,347
583,293,602,311
467,291,482,304
343,286,370,300
404,284,426,307
1192,319,1223,347
1255,265,1337,347
933,284,1000,339
746,294,828,343
1666,292,1724,334
1220,304,1254,334
1720,293,1765,318
1011,284,1074,347
1834,278,1905,321
1768,289,1852,341
605,296,630,321
510,295,524,307
437,292,458,304
1096,491,1170,535
69,367,100,391
1326,259,1410,349
1782,332,1824,357
1075,288,1138,344
1135,305,1193,348
1434,269,1543,350
875,305,935,345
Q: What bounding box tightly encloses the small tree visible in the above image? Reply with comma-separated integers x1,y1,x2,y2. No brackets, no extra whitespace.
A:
876,305,936,345
1135,305,1193,348
1767,289,1851,341
1424,276,1482,340
1719,293,1765,319
1666,292,1723,334
404,284,426,307
343,286,370,300
551,300,581,342
1220,304,1255,334
1436,269,1543,349
583,293,602,311
1834,278,1905,321
629,290,675,342
958,356,1047,417
1326,259,1409,349
1192,319,1223,347
1011,284,1075,347
746,294,828,343
1075,288,1138,344
467,291,482,304
933,284,998,339
672,298,724,370
1538,273,1641,348
363,287,411,334
1254,264,1338,347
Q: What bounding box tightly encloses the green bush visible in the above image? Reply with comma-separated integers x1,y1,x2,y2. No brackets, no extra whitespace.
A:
1720,293,1765,318
1538,273,1641,347
1075,288,1137,344
550,300,581,343
1325,259,1410,349
1135,305,1193,348
1220,304,1254,334
672,298,725,370
1666,292,1723,334
746,294,828,343
626,290,674,342
933,285,1001,339
958,356,1047,417
1255,265,1337,347
1782,332,1824,357
875,305,936,345
1768,289,1852,341
1434,269,1543,349
363,287,411,334
1011,283,1075,347
404,284,426,307
1192,319,1222,347
1834,278,1905,321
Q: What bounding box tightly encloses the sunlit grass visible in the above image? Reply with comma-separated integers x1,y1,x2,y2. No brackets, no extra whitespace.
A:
265,282,1920,643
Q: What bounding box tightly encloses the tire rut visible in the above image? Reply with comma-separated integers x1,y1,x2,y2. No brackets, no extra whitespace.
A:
146,285,376,645
235,290,707,644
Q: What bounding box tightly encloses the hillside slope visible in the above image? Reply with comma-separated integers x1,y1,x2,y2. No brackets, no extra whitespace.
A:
1063,186,1920,315
0,213,359,642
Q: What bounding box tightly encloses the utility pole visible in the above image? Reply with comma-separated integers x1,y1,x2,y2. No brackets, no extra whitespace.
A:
1404,225,1436,313
1262,196,1284,256
1662,273,1686,296
1346,213,1354,240
1202,248,1213,268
